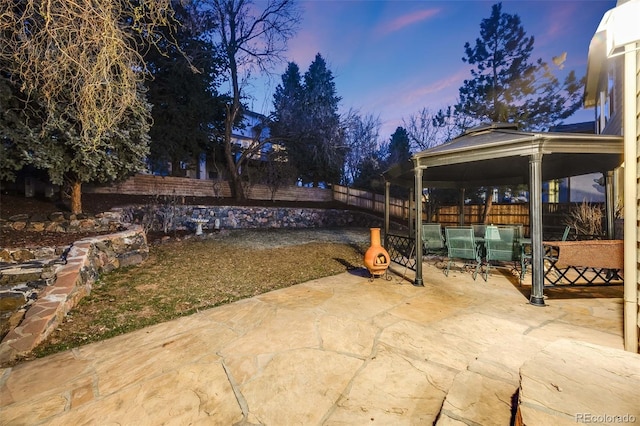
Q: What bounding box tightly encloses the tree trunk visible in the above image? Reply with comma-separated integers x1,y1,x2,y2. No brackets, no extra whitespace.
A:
482,188,494,224
231,176,245,200
70,180,83,214
224,141,245,200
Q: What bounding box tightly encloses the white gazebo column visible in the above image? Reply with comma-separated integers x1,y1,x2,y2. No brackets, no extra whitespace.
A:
529,152,545,306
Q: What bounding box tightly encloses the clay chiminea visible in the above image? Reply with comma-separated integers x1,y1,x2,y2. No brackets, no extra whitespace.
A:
363,228,390,279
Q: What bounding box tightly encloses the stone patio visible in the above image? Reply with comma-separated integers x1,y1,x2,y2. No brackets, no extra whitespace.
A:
1,259,637,425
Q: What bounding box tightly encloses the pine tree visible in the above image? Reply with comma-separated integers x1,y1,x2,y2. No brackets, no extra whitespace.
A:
456,2,583,131
299,53,345,186
271,54,346,187
387,127,412,166
145,2,227,177
271,62,304,151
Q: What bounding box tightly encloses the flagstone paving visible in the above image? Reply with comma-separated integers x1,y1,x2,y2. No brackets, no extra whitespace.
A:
1,260,638,425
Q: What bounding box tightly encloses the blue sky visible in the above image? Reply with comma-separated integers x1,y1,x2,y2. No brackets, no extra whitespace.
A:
247,0,615,139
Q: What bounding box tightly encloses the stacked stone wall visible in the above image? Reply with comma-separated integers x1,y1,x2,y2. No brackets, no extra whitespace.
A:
0,228,148,363
120,205,387,233
1,206,388,242
1,211,125,235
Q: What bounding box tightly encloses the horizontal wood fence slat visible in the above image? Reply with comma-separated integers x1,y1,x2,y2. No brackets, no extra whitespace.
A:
331,184,604,238
86,178,602,237
332,184,407,218
85,175,332,202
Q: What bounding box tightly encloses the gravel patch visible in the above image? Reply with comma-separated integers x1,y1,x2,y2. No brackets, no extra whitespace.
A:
211,227,372,249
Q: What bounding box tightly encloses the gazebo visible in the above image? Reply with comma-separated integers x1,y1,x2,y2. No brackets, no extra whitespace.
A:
382,123,623,305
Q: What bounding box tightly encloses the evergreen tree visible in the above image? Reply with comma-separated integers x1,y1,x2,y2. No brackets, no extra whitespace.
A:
456,2,583,131
271,62,304,156
299,54,345,186
387,127,412,167
271,54,346,187
145,2,227,177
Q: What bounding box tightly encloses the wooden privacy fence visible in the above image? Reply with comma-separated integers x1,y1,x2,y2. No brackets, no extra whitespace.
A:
331,184,606,237
332,185,406,218
86,178,600,237
85,174,333,202
332,184,529,226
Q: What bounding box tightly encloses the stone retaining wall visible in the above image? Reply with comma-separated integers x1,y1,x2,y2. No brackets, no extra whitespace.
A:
1,206,387,240
0,227,148,364
120,205,386,232
0,211,125,235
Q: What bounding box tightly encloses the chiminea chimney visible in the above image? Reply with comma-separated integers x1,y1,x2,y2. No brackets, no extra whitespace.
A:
363,228,390,279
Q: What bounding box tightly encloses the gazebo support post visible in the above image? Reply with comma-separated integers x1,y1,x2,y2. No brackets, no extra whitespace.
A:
384,181,390,247
408,187,415,236
414,164,424,286
529,152,545,306
458,187,465,225
605,171,615,239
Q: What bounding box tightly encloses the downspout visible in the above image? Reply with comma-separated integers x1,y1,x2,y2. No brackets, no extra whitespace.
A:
623,44,639,353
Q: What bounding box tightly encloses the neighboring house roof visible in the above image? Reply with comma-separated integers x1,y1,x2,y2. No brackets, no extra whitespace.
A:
549,121,596,134
232,110,270,141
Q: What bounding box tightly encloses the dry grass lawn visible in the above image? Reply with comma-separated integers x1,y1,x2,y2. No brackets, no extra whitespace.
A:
25,228,370,361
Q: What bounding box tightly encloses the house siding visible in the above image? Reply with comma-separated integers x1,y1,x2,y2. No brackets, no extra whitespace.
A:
586,33,639,351
603,57,624,135
636,48,640,334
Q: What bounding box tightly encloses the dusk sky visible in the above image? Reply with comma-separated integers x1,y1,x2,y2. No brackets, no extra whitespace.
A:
246,0,615,140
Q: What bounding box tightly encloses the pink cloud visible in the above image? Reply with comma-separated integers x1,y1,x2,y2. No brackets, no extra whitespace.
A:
532,3,578,47
286,31,324,66
376,9,441,37
400,69,469,106
351,67,470,138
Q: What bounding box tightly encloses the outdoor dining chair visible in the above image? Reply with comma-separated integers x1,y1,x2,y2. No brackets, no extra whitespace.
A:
472,224,486,239
484,226,518,280
444,226,482,280
422,223,446,254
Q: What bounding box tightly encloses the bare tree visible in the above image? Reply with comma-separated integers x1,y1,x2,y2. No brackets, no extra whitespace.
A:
342,109,382,185
403,107,465,152
201,0,300,200
0,0,179,213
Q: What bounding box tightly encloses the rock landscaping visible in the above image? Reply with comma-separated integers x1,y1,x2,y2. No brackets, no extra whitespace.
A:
0,228,148,363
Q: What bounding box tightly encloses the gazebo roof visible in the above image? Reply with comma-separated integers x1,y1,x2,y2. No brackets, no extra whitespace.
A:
383,123,624,188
